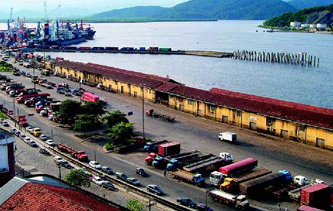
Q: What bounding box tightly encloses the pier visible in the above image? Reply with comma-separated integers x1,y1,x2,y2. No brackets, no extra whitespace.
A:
233,50,319,67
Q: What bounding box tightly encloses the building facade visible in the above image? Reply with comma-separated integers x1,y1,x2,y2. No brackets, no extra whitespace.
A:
0,129,15,187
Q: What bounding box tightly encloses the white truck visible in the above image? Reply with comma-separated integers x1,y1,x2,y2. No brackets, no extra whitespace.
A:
210,152,234,186
219,132,237,143
208,189,249,209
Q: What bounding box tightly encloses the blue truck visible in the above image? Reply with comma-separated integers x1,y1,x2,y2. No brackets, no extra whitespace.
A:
170,170,206,187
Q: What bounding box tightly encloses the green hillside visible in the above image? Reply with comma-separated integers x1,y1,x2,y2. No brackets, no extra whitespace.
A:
288,0,333,10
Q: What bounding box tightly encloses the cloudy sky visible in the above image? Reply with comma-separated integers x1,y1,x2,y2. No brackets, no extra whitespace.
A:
0,0,188,14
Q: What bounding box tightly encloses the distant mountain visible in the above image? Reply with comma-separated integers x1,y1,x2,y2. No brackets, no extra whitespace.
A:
92,6,168,19
92,0,297,20
264,4,333,27
288,0,333,10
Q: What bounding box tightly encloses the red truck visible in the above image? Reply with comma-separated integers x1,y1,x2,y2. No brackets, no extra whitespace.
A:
219,158,258,177
158,142,180,156
145,152,157,165
57,143,89,162
300,184,331,210
297,205,325,211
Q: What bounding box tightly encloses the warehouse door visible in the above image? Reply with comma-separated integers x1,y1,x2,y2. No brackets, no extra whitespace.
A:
316,138,325,149
120,86,124,94
222,115,228,124
249,122,257,130
281,130,289,138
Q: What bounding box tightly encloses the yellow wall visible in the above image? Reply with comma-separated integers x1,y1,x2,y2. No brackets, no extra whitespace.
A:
54,64,333,150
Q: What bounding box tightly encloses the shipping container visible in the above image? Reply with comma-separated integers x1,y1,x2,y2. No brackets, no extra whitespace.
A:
120,47,135,51
91,47,105,50
139,47,146,51
219,158,258,177
149,47,158,51
300,184,330,210
63,46,77,50
79,47,91,50
158,142,180,156
105,47,119,51
159,47,172,52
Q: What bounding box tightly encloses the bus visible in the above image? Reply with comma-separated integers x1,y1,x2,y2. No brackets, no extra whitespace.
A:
81,92,99,102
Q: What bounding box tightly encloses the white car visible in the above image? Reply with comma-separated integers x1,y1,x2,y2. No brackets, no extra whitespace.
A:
89,161,102,170
46,139,56,146
26,126,34,133
92,176,105,186
2,120,9,127
294,175,309,186
39,134,48,141
23,137,32,144
54,156,65,165
311,179,325,185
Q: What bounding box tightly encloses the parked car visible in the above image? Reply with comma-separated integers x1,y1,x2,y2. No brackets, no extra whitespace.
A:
20,134,26,140
177,197,197,208
2,120,9,127
79,168,92,178
54,156,64,165
26,126,34,133
89,161,102,170
126,178,140,186
32,127,42,137
92,176,105,186
196,203,213,211
12,128,17,133
102,181,116,191
39,134,48,141
147,184,164,195
46,139,56,147
310,178,325,185
23,137,32,144
115,172,128,181
135,167,147,177
29,140,38,147
15,131,21,137
101,166,113,175
61,161,72,169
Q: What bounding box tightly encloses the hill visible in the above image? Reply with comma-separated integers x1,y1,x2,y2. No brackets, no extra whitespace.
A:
288,0,333,10
263,4,333,27
91,0,297,20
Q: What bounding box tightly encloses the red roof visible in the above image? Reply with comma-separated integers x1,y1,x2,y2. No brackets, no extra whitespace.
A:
0,183,120,211
301,183,329,193
155,82,179,92
219,158,257,175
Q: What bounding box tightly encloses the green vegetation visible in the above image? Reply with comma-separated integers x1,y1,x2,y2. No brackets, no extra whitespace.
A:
81,102,105,116
107,122,134,144
126,199,144,211
103,110,129,128
264,4,333,27
65,169,91,187
0,61,14,72
288,0,333,10
58,100,82,124
0,112,8,119
74,114,102,132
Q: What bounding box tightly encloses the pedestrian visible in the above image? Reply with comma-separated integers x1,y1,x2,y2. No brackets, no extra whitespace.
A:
164,169,167,177
278,203,281,210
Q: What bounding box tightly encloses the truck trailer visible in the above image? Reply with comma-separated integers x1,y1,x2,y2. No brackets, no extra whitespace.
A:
219,158,258,177
300,184,331,210
170,170,205,187
208,189,249,209
183,155,224,173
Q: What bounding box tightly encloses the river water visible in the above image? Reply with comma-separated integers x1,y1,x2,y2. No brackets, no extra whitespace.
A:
1,21,333,108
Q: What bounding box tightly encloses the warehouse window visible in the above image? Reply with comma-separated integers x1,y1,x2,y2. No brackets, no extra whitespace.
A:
210,105,216,112
188,99,193,105
236,110,242,116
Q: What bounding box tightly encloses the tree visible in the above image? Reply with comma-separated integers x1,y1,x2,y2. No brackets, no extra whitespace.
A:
58,100,82,124
126,199,144,211
103,110,129,128
107,122,134,144
65,169,91,187
74,114,102,132
82,102,105,116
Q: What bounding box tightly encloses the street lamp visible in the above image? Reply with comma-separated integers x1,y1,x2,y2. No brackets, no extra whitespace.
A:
141,84,146,139
57,163,62,180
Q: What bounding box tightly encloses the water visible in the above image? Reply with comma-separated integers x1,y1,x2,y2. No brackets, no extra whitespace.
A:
1,21,333,108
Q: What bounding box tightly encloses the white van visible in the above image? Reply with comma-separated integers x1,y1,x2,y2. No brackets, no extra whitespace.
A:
293,175,309,186
219,132,237,142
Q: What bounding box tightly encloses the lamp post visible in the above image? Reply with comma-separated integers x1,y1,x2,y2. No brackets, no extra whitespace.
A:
141,84,146,139
57,163,61,180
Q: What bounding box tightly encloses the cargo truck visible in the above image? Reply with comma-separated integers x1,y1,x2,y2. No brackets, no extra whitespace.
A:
158,142,180,156
170,170,205,187
219,158,258,177
143,140,169,152
183,155,225,173
208,189,249,209
300,184,331,210
218,132,237,142
152,156,167,169
239,172,286,196
220,168,272,191
166,151,201,170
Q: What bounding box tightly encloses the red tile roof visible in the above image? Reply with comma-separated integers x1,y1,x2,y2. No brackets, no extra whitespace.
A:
0,183,120,211
155,82,179,92
170,86,333,130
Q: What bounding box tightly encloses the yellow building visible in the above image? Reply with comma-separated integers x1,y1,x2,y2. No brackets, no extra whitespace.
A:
53,60,333,150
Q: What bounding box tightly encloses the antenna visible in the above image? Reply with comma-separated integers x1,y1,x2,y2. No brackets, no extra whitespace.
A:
8,7,13,30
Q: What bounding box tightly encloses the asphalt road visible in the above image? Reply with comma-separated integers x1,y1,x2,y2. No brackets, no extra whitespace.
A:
2,58,333,210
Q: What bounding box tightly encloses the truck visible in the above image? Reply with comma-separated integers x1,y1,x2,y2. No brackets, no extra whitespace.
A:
300,184,331,210
220,168,272,191
289,185,311,202
158,142,180,156
144,152,157,165
152,156,167,169
166,151,201,170
239,172,286,196
208,189,249,209
170,170,205,187
57,143,89,162
143,140,169,152
218,132,237,142
219,158,258,177
183,154,225,173
297,205,326,211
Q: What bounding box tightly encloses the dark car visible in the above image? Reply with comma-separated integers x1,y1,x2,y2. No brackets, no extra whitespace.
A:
147,184,164,196
196,203,213,211
102,166,114,175
115,172,128,181
61,161,73,169
135,167,147,177
102,181,116,191
177,197,197,208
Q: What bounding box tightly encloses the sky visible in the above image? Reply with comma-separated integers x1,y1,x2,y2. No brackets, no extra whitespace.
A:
0,0,189,15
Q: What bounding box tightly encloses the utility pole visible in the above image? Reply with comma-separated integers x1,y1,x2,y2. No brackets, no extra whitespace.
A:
94,148,96,161
141,84,146,139
51,128,54,140
146,199,156,211
13,99,16,127
57,164,61,180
